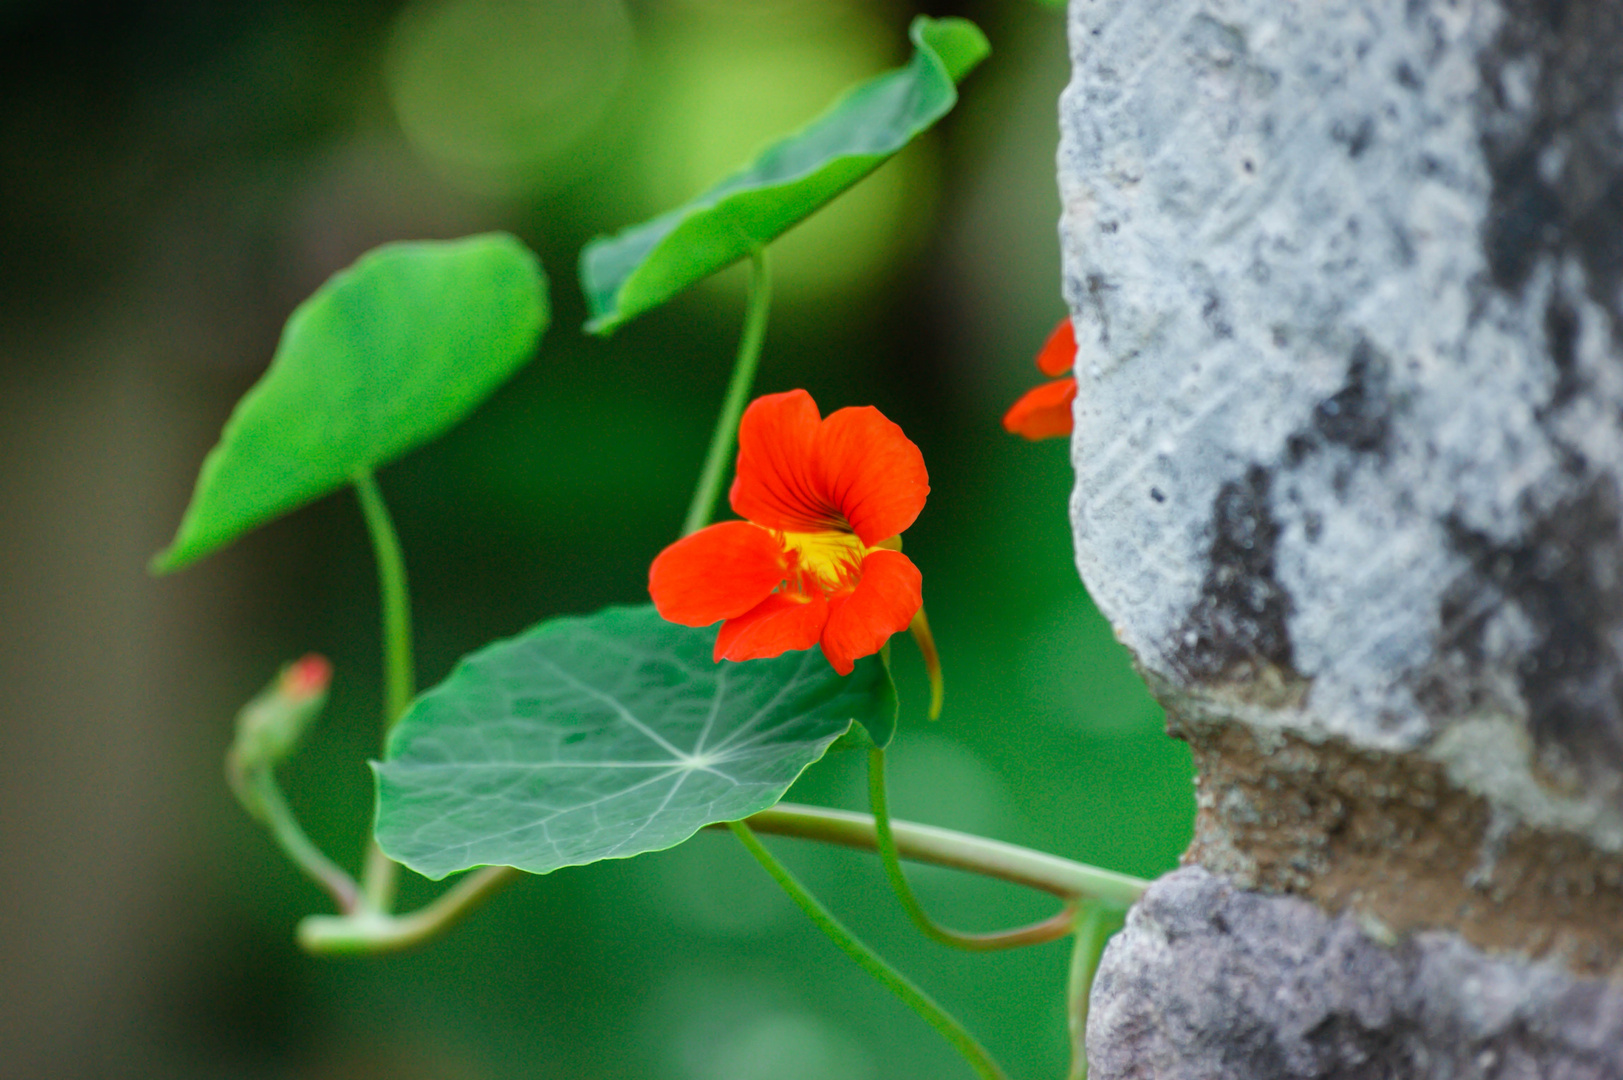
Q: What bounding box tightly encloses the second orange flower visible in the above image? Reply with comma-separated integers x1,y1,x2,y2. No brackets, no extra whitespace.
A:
1003,317,1078,440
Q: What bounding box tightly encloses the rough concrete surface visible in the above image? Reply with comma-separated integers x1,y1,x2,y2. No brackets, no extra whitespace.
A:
1059,0,1623,1070
1060,0,1623,851
1089,868,1623,1080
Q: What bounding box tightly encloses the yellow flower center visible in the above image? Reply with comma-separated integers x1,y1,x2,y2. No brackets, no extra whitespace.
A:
781,530,867,595
778,530,903,599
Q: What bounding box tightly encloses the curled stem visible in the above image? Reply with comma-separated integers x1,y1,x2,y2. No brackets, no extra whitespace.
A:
869,746,1074,951
728,820,1009,1080
908,608,944,720
298,865,520,955
352,469,417,912
681,248,772,536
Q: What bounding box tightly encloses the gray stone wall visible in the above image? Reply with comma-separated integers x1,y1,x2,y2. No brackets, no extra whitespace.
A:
1090,868,1623,1080
1059,0,1623,1073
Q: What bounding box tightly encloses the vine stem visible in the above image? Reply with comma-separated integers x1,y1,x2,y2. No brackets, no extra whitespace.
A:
727,803,1148,906
728,820,1010,1080
352,469,417,912
236,770,360,914
680,247,771,537
1066,901,1125,1080
868,746,1076,951
298,865,518,954
291,805,1146,955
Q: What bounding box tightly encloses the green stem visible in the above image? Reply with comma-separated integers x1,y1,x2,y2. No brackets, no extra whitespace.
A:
681,248,772,536
353,470,416,728
297,865,521,955
306,796,1146,956
1065,901,1124,1080
236,769,360,914
352,469,417,912
728,820,1009,1080
716,803,1148,907
868,747,1074,951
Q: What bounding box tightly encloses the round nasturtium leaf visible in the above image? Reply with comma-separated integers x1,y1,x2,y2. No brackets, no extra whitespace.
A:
578,15,988,335
153,233,548,573
373,605,897,880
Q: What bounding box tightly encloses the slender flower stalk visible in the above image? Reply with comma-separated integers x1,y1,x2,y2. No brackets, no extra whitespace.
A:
868,746,1075,951
729,820,1010,1080
226,655,360,912
237,769,361,914
908,609,945,720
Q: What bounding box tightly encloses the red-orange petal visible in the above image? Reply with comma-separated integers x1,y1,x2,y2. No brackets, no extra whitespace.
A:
715,590,829,663
1002,377,1077,441
811,406,930,547
820,550,922,676
729,390,837,532
1035,317,1077,377
649,521,786,627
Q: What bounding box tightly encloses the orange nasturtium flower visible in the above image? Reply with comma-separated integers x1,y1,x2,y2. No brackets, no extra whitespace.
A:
1002,317,1078,440
649,389,928,676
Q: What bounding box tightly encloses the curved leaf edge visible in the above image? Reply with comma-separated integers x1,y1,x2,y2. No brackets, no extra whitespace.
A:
579,15,989,336
152,232,548,575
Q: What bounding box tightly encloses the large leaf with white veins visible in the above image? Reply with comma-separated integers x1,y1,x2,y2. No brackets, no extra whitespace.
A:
373,605,895,879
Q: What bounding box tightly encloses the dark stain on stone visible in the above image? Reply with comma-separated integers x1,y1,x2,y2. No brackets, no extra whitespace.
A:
1544,292,1582,409
1331,116,1375,159
1312,339,1391,454
1171,465,1297,688
1284,433,1314,466
1388,217,1418,267
1280,339,1395,472
1201,290,1234,338
1395,60,1422,90
1479,1,1623,341
1440,477,1623,788
1085,272,1112,346
1482,147,1564,291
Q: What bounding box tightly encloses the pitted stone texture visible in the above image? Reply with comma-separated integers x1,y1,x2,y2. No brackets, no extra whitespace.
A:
1059,0,1623,850
1088,868,1623,1080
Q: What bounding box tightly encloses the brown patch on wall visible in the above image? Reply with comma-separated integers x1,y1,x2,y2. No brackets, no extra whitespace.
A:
1177,715,1623,978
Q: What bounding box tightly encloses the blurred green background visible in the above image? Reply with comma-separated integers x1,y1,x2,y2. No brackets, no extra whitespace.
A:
0,1,1192,1077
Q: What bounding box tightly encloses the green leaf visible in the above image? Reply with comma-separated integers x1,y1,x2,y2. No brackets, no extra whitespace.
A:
154,234,548,573
373,605,895,880
579,15,988,334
